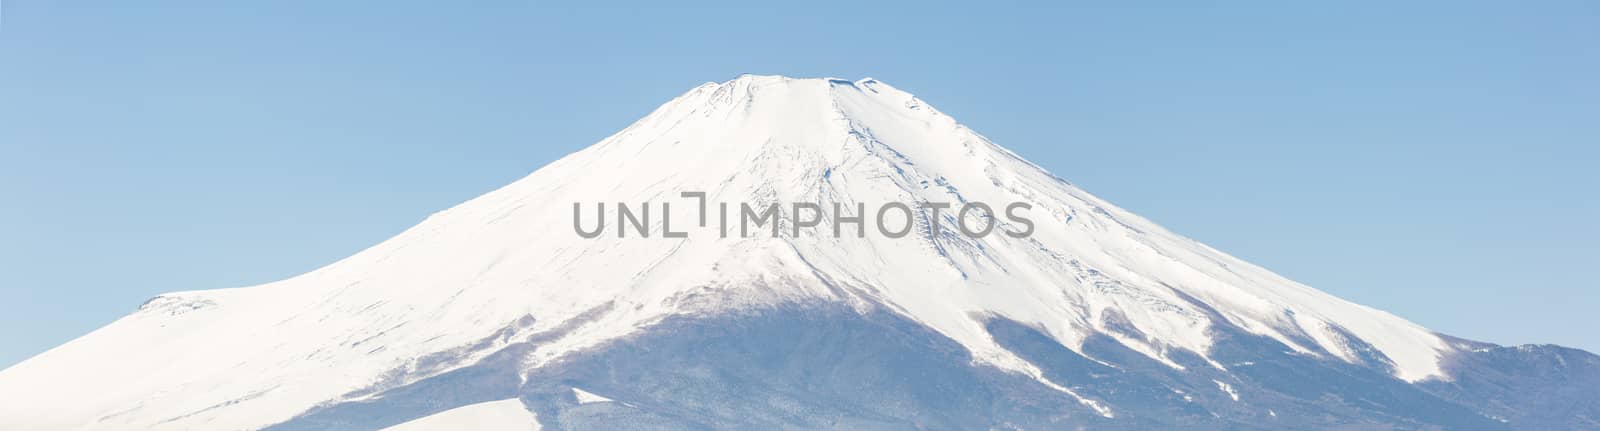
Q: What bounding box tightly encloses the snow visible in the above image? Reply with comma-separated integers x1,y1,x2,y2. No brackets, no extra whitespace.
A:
379,398,539,431
571,387,613,404
0,75,1455,430
1011,361,1114,418
1213,379,1240,402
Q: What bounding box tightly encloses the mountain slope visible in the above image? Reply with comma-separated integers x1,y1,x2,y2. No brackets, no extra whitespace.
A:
0,75,1592,430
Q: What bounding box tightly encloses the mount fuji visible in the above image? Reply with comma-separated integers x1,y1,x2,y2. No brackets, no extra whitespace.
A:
1,75,1595,430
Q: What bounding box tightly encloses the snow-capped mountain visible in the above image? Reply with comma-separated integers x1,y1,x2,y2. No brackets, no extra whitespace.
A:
1,75,1595,430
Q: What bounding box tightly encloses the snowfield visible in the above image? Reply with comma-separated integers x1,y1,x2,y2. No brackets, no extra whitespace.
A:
379,399,538,431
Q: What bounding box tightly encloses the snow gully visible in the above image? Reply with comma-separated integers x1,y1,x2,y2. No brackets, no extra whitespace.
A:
573,191,1035,239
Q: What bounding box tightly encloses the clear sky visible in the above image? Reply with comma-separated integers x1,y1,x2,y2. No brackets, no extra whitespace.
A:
1,2,1595,368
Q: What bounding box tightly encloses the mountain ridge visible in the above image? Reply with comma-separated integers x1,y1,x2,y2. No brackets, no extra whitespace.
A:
0,75,1594,430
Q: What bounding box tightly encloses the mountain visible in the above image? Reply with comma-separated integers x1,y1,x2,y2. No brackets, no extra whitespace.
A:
1,75,1595,430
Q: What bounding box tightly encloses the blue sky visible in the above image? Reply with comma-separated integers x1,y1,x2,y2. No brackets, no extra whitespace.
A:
0,2,1595,368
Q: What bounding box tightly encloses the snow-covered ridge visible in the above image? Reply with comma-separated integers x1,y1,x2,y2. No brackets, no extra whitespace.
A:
0,75,1454,430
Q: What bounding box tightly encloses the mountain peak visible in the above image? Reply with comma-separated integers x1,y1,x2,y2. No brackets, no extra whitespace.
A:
0,76,1487,430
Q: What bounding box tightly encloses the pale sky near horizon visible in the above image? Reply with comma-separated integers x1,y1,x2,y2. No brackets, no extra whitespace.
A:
1,2,1596,368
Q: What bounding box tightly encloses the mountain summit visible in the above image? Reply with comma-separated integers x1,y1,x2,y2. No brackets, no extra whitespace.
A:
1,75,1595,430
